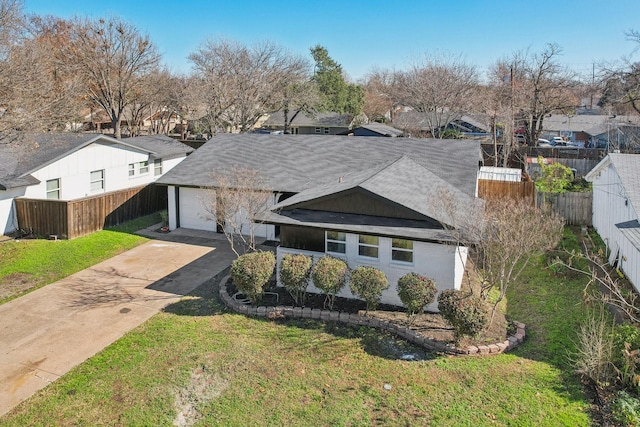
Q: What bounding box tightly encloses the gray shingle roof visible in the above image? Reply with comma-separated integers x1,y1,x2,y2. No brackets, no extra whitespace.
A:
616,220,640,252
0,133,193,190
156,134,481,196
271,156,477,226
355,123,404,137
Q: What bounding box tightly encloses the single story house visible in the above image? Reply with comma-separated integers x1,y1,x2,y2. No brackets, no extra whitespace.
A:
585,153,640,292
0,133,193,236
340,122,405,137
260,110,364,135
156,134,483,309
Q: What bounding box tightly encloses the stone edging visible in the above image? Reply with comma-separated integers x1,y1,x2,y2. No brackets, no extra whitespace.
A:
218,276,526,356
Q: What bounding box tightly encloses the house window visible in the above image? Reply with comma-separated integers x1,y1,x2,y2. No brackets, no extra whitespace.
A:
46,178,60,200
392,238,414,263
315,127,321,134
154,159,163,176
128,163,135,177
139,160,149,174
326,230,346,254
358,235,379,258
90,169,105,192
323,127,330,134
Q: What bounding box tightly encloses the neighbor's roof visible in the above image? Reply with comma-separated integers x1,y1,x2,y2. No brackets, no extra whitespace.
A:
0,133,193,190
543,114,640,134
617,220,640,252
586,153,640,218
262,110,353,128
156,134,482,196
352,122,404,137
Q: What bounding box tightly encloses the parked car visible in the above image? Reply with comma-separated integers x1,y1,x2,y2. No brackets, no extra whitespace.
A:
537,138,554,147
551,136,564,144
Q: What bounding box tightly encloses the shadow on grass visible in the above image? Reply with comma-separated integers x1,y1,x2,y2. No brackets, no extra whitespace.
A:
161,266,231,317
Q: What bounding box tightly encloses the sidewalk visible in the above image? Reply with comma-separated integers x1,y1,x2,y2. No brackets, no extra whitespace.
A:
0,227,236,417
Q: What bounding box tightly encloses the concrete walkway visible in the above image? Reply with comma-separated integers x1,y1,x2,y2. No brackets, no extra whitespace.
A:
0,227,236,417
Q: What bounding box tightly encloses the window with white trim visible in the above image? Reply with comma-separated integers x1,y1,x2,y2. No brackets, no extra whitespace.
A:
128,163,135,177
315,127,321,134
154,159,163,176
46,178,60,200
326,230,346,254
358,234,379,258
139,160,149,174
392,238,414,263
90,169,104,192
323,127,330,134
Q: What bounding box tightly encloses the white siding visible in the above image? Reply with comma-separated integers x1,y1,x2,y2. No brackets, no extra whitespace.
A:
276,234,466,311
618,233,640,293
0,187,26,234
591,164,637,263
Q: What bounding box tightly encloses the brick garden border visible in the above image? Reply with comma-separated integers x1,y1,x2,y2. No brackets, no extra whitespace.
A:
218,276,526,356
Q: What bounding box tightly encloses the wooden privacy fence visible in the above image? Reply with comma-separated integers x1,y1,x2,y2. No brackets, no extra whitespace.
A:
15,184,167,239
536,191,592,226
478,179,593,225
477,179,536,206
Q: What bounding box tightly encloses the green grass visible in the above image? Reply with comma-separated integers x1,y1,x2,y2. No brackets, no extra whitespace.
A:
0,213,158,304
0,227,594,426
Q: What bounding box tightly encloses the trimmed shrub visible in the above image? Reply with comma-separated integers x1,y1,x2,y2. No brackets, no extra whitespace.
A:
349,266,389,312
279,253,313,306
437,289,489,343
230,251,276,305
311,256,348,310
397,273,437,324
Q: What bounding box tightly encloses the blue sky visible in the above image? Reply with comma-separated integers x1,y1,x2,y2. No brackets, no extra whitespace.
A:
23,0,640,81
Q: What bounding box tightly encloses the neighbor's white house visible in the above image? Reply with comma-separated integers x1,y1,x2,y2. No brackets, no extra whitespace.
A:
157,134,482,310
586,153,640,292
0,133,193,235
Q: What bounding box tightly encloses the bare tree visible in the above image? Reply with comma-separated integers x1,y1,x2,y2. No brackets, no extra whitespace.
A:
64,17,161,139
362,67,396,123
435,192,564,321
200,165,272,256
495,44,578,146
392,53,479,138
188,39,310,134
599,30,640,116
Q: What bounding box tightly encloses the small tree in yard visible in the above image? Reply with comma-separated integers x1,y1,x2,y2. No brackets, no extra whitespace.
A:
311,256,348,310
438,289,489,344
279,253,312,306
535,156,574,194
397,273,437,325
230,251,276,305
349,266,389,313
201,165,272,257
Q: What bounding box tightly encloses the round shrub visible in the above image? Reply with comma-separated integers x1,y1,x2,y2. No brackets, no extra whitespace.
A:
349,266,389,312
279,253,313,306
230,251,276,305
311,256,348,310
437,289,489,343
397,273,437,321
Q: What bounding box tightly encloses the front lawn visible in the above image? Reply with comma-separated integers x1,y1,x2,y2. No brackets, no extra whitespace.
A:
0,213,157,304
0,229,594,426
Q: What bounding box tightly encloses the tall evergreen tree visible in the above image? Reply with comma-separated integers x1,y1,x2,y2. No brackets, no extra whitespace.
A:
310,45,363,115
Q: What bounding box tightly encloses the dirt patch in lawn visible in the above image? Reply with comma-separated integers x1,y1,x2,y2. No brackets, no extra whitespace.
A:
0,273,39,301
173,365,229,427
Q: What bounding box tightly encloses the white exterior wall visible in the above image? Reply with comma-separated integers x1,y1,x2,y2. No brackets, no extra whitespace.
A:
276,234,465,311
0,187,26,234
20,142,186,201
175,187,276,239
591,164,637,263
618,233,640,293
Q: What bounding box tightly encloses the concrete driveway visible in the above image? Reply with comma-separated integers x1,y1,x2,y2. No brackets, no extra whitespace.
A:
0,228,236,417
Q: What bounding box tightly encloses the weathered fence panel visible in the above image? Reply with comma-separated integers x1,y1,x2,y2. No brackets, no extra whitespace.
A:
536,191,593,226
477,179,535,206
14,184,166,239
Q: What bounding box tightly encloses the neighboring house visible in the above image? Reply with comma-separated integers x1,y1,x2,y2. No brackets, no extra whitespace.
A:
0,133,193,235
585,153,640,292
542,113,640,149
156,134,482,309
341,122,405,137
393,110,491,138
261,110,364,135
